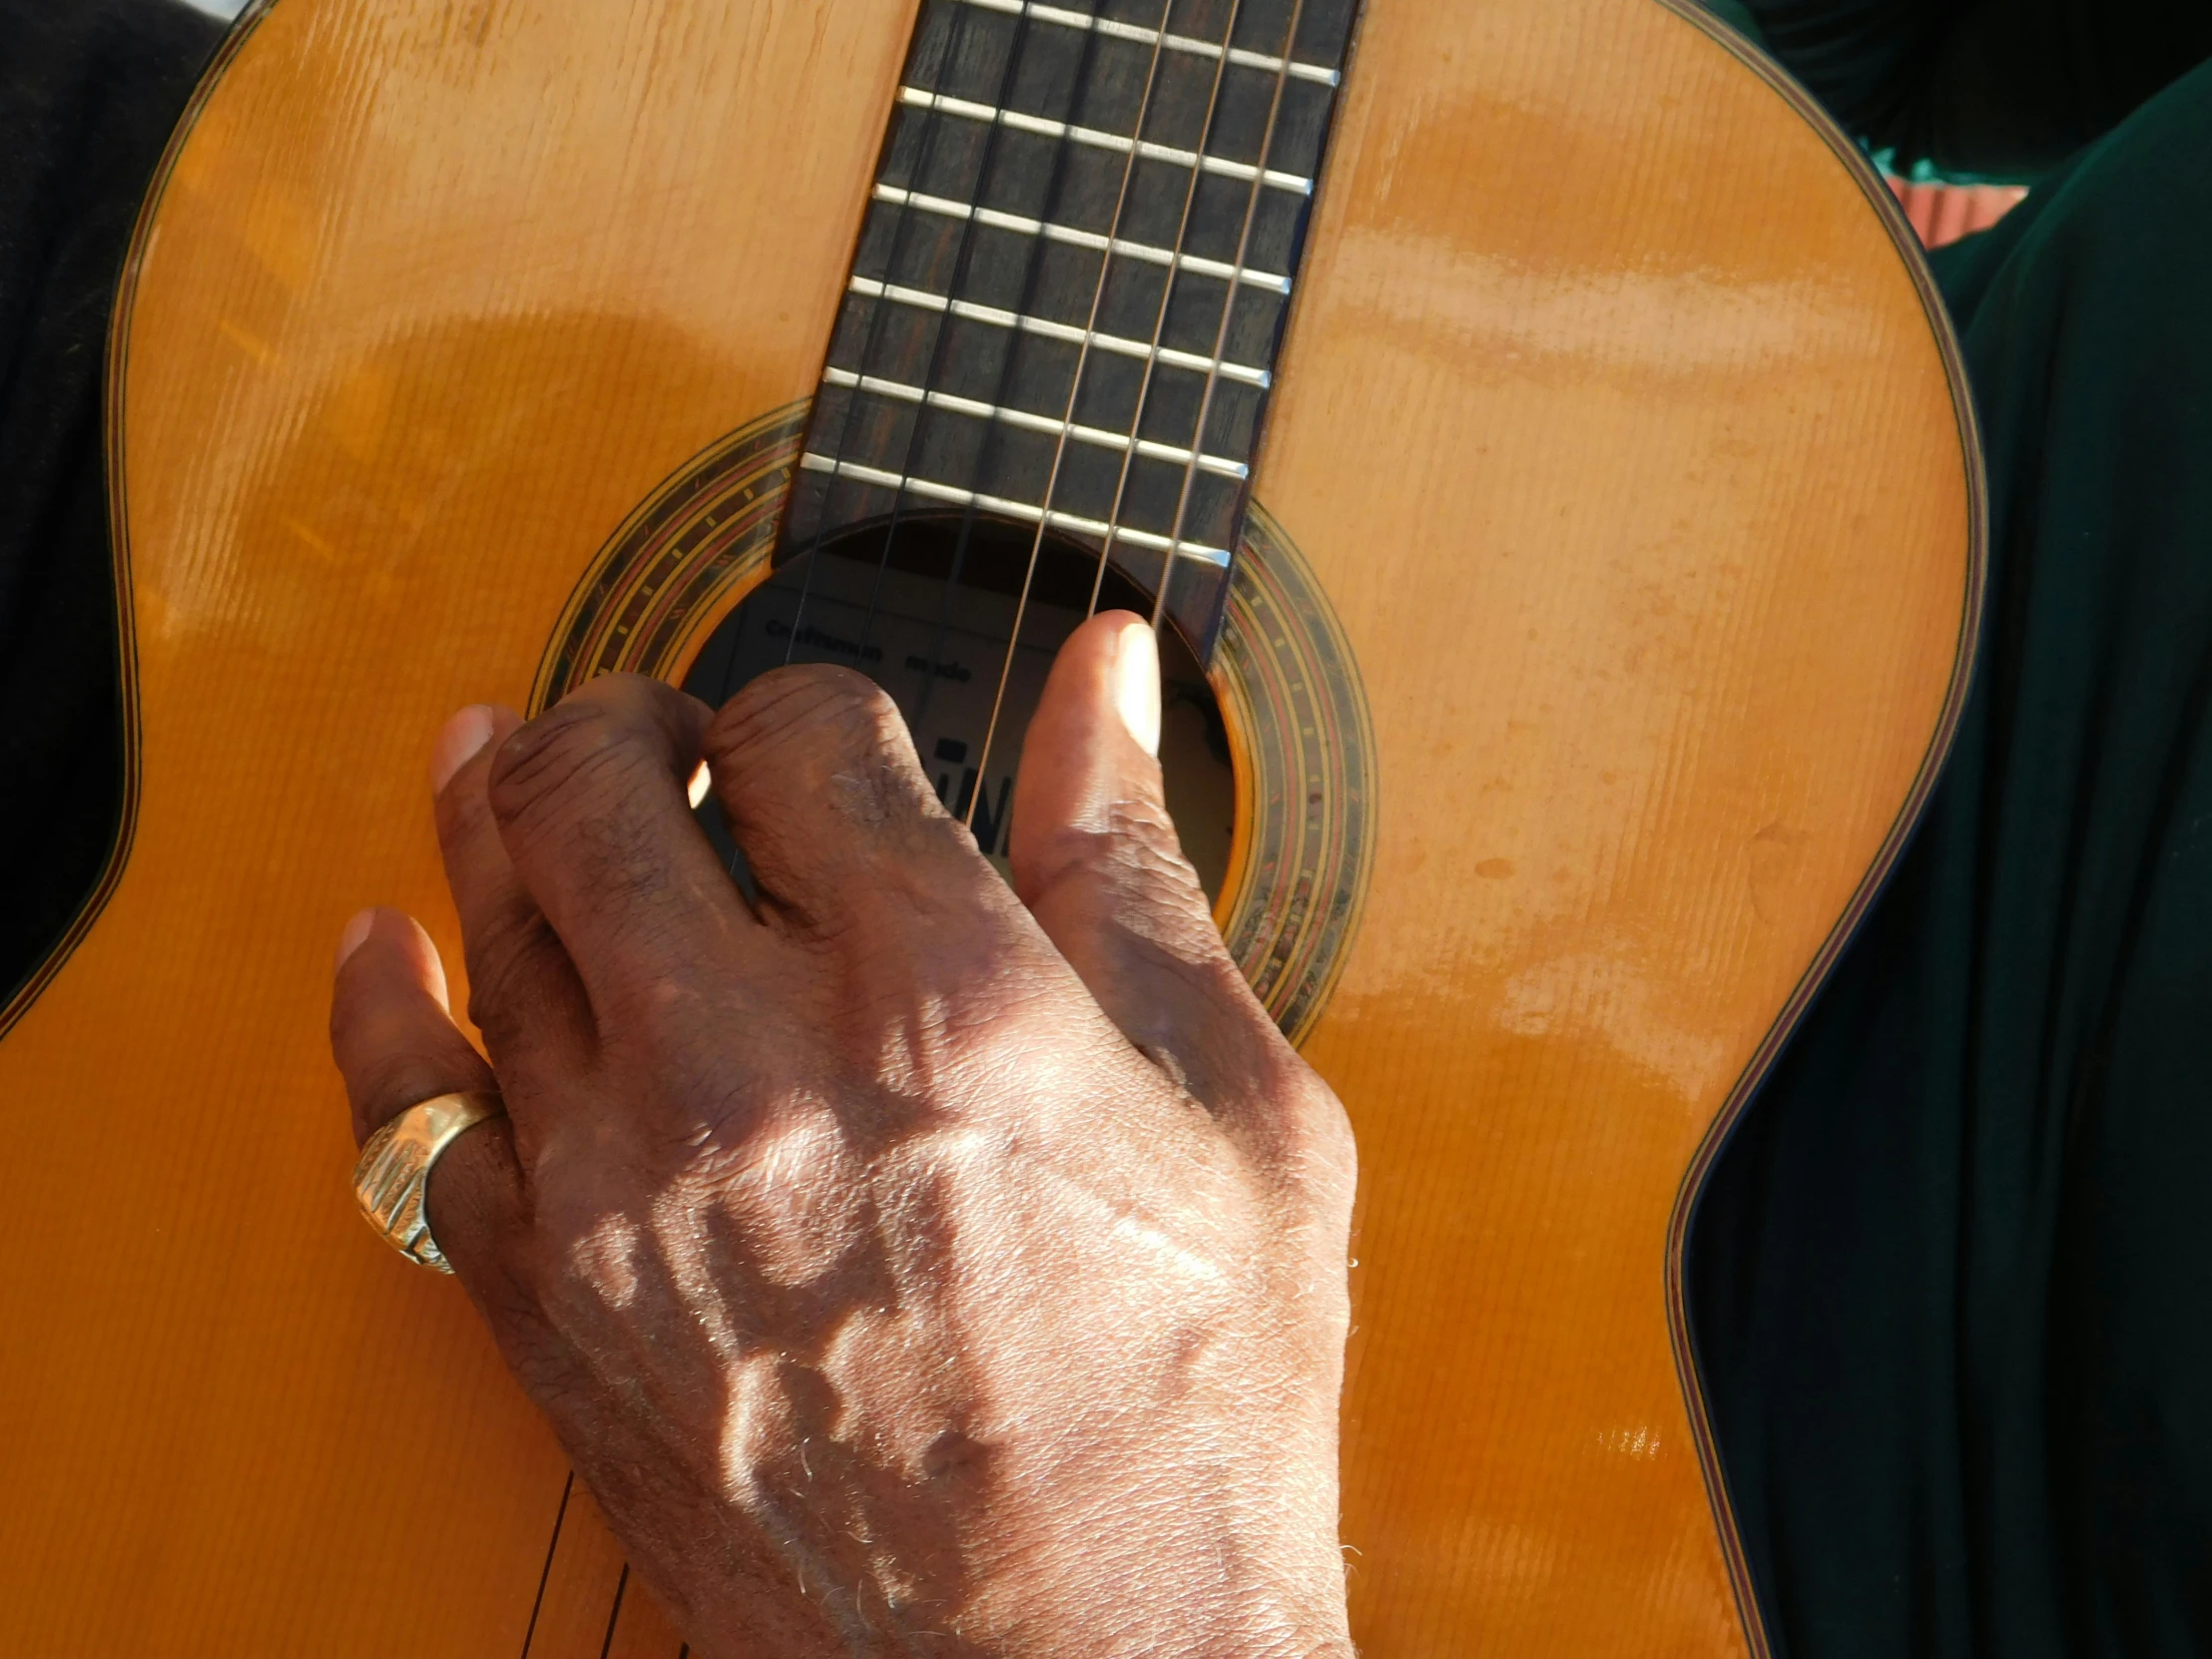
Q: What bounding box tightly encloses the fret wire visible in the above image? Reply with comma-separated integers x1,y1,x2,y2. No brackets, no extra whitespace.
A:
961,0,1260,832
845,275,1274,386
1073,0,1264,620
779,0,1022,681
952,0,1341,86
872,184,1293,294
896,86,1315,196
957,0,1226,832
800,453,1233,567
793,0,1364,716
882,0,1188,792
844,0,1130,688
820,365,1251,477
1155,0,1321,638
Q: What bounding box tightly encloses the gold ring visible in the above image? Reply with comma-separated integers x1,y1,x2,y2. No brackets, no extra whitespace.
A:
351,1091,505,1274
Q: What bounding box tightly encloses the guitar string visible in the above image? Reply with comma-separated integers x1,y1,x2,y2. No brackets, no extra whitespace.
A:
705,0,1013,879
760,0,1025,693
1077,0,1273,622
595,1564,630,1659
962,0,1251,831
713,1,1324,856
1151,0,1314,638
514,1472,574,1659
886,0,1181,833
848,0,1152,723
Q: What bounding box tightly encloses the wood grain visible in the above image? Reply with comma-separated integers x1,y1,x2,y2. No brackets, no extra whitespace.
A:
1272,3,1974,1650
0,0,917,1651
0,0,1974,1653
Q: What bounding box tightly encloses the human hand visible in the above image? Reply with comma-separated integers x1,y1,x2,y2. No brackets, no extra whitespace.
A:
327,613,1357,1658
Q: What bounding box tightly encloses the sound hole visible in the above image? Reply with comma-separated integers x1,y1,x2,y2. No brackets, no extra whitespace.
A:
681,515,1237,899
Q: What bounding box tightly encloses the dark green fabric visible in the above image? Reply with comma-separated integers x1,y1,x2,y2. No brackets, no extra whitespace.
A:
1690,59,2212,1658
1700,0,1774,53
1742,0,2212,175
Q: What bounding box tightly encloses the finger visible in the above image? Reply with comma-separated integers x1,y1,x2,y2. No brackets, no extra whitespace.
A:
432,705,593,1088
329,905,530,1295
482,675,755,1015
702,663,1004,934
1009,614,1308,1131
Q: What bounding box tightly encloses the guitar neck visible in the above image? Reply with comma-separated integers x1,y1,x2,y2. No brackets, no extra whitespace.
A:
782,0,1360,654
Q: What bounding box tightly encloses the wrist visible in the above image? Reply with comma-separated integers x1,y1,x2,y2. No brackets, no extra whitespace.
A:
967,1472,1349,1659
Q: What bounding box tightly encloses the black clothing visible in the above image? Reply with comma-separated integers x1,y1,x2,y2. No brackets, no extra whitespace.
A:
0,0,221,1003
1691,63,2212,1659
1741,0,2212,176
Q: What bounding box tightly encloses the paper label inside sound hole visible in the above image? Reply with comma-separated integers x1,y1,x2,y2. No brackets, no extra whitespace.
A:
682,545,1234,897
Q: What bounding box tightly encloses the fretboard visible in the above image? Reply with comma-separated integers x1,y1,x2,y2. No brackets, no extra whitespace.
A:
780,0,1361,655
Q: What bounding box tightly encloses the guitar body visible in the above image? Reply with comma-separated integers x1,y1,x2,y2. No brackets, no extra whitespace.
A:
0,0,1977,1653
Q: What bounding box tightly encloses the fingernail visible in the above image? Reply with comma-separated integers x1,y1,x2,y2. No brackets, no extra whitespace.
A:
686,760,712,811
334,906,377,973
430,705,496,794
1114,619,1161,759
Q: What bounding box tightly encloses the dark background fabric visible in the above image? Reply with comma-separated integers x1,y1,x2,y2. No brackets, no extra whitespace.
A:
2,2,2209,1655
1689,47,2212,1659
1742,0,2212,175
0,0,221,1006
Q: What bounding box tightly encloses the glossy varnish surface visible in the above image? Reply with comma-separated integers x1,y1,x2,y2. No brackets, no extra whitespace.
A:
0,0,1975,1653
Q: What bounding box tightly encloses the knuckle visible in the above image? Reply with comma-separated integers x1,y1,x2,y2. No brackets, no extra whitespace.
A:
707,664,909,780
1097,799,1205,898
462,902,564,1038
707,665,943,855
1260,1063,1359,1204
1044,796,1197,888
1025,798,1219,953
487,698,658,840
348,1043,485,1140
486,701,677,902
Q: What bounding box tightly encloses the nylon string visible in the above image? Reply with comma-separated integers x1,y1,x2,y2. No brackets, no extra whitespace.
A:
765,0,1030,691
964,0,1257,830
856,0,1158,722
1152,0,1312,636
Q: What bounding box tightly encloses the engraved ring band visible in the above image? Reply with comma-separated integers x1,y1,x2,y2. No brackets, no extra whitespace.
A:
351,1091,506,1274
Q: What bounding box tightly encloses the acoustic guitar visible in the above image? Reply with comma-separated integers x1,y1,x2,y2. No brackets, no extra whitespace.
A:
0,0,1979,1651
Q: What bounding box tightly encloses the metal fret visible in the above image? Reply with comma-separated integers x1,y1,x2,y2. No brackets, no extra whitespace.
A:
846,275,1274,387
871,184,1293,294
896,87,1314,196
782,0,1361,659
821,366,1250,477
951,0,1342,87
799,452,1234,567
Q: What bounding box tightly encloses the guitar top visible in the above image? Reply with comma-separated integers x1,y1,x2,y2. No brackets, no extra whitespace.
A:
0,0,1978,1653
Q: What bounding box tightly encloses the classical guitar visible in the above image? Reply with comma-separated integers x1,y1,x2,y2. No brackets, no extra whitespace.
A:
0,0,1978,1652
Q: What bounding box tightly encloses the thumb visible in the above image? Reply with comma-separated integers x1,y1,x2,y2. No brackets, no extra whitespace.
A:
1010,613,1286,1113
